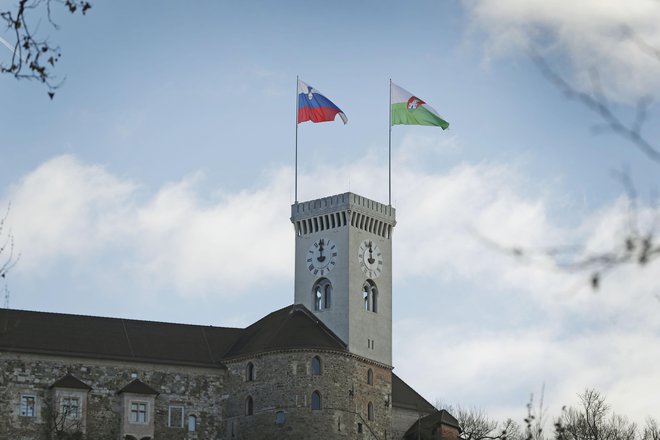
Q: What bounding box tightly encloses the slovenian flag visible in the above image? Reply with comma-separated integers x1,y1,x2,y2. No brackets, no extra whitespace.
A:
297,79,348,125
391,82,449,129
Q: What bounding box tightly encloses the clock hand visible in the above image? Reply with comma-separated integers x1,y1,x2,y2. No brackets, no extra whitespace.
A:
367,241,375,265
317,239,326,262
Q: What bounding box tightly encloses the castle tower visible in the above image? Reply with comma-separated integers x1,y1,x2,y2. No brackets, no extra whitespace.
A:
291,193,396,365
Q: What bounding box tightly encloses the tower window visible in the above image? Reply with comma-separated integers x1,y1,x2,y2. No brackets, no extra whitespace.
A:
245,396,253,416
311,355,322,375
246,362,255,381
367,401,374,421
311,391,322,410
367,368,373,385
188,415,197,432
362,280,379,313
312,278,332,311
275,411,286,425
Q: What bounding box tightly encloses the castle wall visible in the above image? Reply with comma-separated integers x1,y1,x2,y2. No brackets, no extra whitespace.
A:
223,350,393,439
0,351,225,440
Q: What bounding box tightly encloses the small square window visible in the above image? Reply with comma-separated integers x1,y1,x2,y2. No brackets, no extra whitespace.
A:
168,405,184,428
129,402,148,424
275,411,285,425
62,397,80,419
20,395,36,417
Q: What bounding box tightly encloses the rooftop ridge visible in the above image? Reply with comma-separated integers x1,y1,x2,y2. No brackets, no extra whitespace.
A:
1,308,241,331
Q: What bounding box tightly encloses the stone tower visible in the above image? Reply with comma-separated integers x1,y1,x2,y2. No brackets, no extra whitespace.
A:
291,192,396,365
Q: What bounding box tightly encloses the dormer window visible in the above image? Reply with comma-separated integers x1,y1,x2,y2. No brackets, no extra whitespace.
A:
49,373,92,435
118,378,158,440
130,402,148,424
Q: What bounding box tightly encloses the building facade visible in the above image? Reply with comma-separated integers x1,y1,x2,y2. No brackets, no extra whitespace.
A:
0,192,458,439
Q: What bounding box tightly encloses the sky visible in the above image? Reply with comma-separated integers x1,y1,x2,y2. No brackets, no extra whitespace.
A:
2,0,660,428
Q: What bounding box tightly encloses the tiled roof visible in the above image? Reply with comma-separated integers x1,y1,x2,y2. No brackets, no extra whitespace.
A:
223,304,347,359
50,373,92,390
0,305,347,366
118,379,159,395
392,372,436,412
403,409,463,440
0,308,242,368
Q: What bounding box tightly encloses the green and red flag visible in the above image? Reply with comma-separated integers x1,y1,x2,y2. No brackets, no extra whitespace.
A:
390,82,449,129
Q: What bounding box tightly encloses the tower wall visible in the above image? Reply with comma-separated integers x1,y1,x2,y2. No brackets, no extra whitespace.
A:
291,193,396,366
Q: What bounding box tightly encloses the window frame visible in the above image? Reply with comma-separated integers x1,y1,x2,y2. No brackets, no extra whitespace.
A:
362,280,379,313
168,404,184,428
246,362,255,382
312,278,332,311
129,401,148,424
61,396,80,419
311,390,322,410
20,394,36,417
311,355,322,375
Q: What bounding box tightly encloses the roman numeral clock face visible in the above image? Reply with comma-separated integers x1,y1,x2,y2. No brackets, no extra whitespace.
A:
358,240,383,278
307,238,337,276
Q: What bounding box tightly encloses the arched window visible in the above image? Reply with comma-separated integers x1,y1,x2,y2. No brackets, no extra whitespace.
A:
367,368,373,385
362,280,379,313
311,356,322,375
188,415,196,432
245,396,253,416
246,362,255,382
312,278,332,311
311,391,322,410
367,401,374,421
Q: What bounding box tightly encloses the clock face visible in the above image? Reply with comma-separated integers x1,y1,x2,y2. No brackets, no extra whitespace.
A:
358,240,383,278
307,238,337,276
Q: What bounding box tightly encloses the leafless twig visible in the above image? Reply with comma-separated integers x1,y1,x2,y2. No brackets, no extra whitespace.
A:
0,0,91,98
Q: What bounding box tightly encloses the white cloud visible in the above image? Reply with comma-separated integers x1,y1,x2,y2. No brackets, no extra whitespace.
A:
4,154,660,422
463,0,660,102
5,155,293,297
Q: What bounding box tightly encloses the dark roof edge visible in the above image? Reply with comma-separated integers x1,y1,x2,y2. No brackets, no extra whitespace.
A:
1,308,242,331
0,346,227,370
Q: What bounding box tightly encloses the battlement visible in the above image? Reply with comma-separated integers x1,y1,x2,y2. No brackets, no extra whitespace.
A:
291,192,396,238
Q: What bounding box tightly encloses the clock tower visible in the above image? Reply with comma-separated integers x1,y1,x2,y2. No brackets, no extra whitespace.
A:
291,193,396,366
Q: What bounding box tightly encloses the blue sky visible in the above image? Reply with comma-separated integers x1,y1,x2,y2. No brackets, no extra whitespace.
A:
2,0,660,426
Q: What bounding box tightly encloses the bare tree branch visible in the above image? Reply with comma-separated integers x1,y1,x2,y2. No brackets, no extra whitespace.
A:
0,0,92,98
530,54,660,164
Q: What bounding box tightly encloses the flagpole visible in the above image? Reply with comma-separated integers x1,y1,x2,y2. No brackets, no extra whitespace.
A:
295,75,299,203
388,78,392,206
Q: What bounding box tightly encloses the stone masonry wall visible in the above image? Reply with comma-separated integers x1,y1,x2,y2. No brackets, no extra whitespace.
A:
0,352,225,440
224,350,393,440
